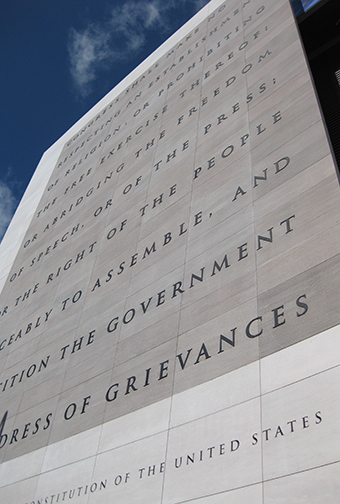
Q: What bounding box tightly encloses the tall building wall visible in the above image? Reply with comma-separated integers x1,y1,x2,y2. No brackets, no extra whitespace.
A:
0,0,340,502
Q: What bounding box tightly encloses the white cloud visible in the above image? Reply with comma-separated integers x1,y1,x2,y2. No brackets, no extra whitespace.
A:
110,1,162,33
68,25,115,98
107,1,163,55
0,181,18,243
68,0,209,97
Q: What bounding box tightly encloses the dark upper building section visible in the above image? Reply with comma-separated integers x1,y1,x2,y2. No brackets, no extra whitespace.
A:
291,0,340,170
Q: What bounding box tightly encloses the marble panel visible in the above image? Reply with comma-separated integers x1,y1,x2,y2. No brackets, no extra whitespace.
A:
34,456,96,504
174,297,260,393
0,394,59,462
180,222,257,307
42,424,101,472
102,338,177,423
89,431,168,504
47,369,112,445
248,112,323,168
186,484,263,504
0,476,39,503
263,462,340,504
250,122,332,201
254,175,340,272
18,372,65,414
186,203,254,260
261,324,340,394
246,37,305,92
257,225,340,296
253,155,337,220
162,398,262,503
0,343,57,402
257,253,340,359
138,192,192,242
113,264,185,340
78,288,132,331
0,313,46,366
245,3,295,55
170,360,260,427
114,311,180,367
128,244,188,298
58,339,117,395
98,397,171,453
0,445,45,486
199,80,249,121
178,270,257,336
261,366,340,479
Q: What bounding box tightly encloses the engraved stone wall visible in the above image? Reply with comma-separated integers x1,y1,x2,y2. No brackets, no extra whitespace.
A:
0,1,340,502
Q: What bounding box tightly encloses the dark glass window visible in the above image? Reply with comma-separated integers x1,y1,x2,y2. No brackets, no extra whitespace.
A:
290,0,322,16
294,0,340,170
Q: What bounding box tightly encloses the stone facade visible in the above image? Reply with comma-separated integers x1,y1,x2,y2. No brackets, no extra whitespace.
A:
0,0,340,502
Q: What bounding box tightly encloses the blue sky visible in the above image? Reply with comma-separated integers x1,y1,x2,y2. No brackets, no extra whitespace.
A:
0,0,209,241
